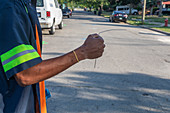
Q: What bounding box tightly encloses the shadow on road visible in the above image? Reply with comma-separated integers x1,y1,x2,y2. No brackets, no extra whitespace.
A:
46,71,170,113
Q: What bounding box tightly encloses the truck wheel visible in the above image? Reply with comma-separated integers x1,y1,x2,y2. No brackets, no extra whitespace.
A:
58,21,63,29
49,23,55,35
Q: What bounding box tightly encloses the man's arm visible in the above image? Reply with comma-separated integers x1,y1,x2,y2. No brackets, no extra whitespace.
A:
14,34,105,87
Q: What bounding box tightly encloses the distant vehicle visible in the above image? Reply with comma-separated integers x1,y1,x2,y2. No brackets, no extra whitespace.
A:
62,8,72,18
154,8,170,15
116,6,138,15
109,11,128,23
36,0,63,35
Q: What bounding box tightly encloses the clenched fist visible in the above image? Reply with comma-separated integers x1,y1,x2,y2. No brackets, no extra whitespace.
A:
77,34,105,60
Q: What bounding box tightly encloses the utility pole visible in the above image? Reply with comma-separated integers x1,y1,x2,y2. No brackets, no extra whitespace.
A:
142,0,146,24
159,0,163,17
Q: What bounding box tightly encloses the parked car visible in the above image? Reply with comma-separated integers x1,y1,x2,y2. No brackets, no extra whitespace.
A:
36,0,63,35
109,11,128,23
116,5,138,15
62,8,72,18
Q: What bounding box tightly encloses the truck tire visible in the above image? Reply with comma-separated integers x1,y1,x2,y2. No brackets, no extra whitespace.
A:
58,21,63,29
49,20,55,35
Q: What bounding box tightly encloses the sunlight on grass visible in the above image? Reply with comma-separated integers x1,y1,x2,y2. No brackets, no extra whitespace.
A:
101,11,112,18
127,20,156,26
153,27,170,33
101,12,170,33
128,15,170,24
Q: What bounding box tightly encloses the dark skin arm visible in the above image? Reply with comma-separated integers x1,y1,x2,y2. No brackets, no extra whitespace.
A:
14,34,105,87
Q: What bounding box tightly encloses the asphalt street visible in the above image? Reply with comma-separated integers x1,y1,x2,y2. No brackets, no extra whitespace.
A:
42,10,170,113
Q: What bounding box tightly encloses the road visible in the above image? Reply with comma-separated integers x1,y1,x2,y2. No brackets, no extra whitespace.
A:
42,10,170,113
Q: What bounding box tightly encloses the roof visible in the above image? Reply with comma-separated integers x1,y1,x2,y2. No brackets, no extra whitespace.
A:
163,1,170,5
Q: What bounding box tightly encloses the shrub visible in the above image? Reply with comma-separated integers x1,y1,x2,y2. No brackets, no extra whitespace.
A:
103,5,109,11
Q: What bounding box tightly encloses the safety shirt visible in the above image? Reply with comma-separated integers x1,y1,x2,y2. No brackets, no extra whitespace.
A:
0,0,43,112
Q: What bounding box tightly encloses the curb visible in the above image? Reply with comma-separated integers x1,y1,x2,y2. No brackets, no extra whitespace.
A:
140,26,170,36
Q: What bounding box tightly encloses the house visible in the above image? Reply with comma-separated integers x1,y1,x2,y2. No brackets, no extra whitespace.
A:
163,1,170,8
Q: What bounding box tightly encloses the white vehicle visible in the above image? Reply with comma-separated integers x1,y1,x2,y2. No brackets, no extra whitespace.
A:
36,0,63,34
116,6,138,15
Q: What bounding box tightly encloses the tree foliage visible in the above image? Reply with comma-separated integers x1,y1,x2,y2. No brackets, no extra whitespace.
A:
60,0,159,11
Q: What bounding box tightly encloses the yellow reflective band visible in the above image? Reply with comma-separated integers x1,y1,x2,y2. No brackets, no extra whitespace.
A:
3,52,40,72
1,44,34,63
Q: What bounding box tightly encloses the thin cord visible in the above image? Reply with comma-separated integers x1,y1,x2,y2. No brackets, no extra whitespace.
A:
94,59,97,68
94,32,101,69
94,29,118,68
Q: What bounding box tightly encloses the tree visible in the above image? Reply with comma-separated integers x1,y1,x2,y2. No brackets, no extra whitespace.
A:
146,0,157,15
159,0,163,17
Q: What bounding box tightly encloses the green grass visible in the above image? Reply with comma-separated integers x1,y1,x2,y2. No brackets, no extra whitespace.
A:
146,17,170,23
100,12,170,33
101,11,112,18
153,27,170,33
127,20,156,26
128,15,142,20
128,15,170,24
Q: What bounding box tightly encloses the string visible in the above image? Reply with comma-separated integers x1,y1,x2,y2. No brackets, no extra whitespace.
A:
94,32,101,69
94,29,117,68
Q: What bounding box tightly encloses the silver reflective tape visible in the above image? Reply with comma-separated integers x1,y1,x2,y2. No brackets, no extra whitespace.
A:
0,94,4,113
15,86,35,113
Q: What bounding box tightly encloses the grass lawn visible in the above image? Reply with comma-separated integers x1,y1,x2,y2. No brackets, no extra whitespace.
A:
128,15,170,24
127,20,156,26
101,11,112,18
100,11,170,33
153,27,170,33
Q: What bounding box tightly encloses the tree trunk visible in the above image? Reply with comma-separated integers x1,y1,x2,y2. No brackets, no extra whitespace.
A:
159,0,163,17
150,6,153,15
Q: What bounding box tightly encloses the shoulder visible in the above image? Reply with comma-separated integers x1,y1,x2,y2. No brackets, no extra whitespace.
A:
0,1,15,20
0,0,27,16
0,0,15,11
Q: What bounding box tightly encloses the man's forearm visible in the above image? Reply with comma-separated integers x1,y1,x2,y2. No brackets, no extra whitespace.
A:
14,47,85,87
14,34,105,87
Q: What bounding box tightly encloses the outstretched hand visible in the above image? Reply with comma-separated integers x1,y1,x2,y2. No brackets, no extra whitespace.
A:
82,34,105,59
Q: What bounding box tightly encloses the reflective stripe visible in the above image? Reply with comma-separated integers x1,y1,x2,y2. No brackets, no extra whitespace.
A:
3,52,40,72
0,94,4,113
1,44,34,62
15,86,35,113
2,49,36,65
24,6,28,14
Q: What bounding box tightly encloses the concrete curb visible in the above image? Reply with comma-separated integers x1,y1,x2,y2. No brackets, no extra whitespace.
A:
139,26,170,36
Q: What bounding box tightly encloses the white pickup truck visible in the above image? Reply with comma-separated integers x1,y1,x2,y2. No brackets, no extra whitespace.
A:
116,6,138,15
36,0,63,34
